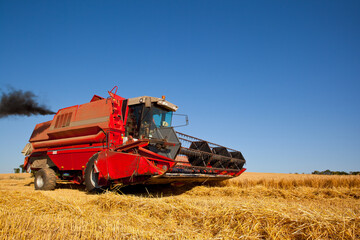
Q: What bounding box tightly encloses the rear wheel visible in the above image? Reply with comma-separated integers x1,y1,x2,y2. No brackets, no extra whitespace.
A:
85,153,100,192
34,168,57,190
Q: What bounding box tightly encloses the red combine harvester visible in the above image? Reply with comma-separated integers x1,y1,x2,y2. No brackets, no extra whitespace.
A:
22,87,246,191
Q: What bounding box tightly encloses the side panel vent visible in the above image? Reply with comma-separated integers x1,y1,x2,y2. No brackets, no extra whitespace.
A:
54,112,72,129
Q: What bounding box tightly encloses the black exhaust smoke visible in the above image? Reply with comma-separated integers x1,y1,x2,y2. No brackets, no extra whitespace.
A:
0,89,55,118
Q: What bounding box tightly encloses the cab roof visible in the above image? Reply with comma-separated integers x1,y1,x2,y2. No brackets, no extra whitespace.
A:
127,96,178,112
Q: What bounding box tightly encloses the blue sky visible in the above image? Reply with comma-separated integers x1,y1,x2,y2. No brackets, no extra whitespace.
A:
0,0,359,173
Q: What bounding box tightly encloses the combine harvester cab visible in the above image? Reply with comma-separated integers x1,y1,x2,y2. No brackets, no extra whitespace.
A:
22,86,246,191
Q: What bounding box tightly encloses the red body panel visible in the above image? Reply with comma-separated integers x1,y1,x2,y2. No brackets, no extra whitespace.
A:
95,150,175,181
47,146,102,171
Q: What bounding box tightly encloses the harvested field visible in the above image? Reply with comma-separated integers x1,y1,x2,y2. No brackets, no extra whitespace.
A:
0,172,359,239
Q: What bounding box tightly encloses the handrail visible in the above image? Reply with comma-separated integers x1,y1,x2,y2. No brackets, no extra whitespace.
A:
109,86,118,95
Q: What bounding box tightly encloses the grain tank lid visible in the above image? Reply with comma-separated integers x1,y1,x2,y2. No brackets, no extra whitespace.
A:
90,95,104,102
127,96,179,112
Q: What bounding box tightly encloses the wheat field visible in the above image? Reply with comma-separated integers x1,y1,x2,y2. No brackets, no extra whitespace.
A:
0,172,359,239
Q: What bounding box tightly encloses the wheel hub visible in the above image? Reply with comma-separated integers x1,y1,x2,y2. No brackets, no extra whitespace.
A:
36,176,44,188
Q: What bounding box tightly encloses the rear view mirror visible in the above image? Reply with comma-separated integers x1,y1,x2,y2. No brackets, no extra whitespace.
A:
172,114,189,128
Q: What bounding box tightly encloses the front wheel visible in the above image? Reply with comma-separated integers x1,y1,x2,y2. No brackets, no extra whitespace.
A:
34,168,57,190
84,153,100,192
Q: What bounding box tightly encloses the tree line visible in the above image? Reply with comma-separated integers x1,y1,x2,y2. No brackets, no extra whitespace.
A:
312,170,360,175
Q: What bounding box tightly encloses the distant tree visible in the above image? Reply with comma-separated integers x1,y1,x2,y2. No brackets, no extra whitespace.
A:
13,168,20,173
19,164,25,173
